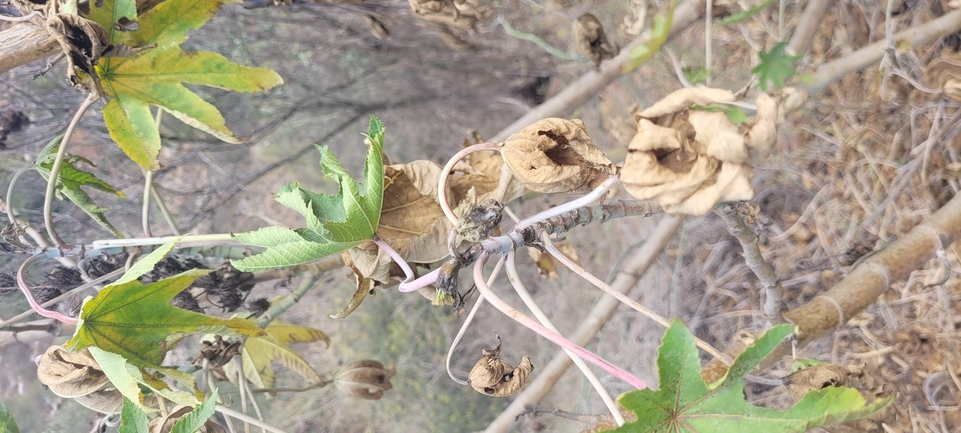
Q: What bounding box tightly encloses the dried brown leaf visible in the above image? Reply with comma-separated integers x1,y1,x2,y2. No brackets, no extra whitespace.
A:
335,360,396,400
621,88,778,215
149,404,227,433
573,14,619,67
330,251,377,319
44,13,110,92
468,336,534,397
785,364,864,400
36,346,123,413
380,161,453,263
502,118,616,194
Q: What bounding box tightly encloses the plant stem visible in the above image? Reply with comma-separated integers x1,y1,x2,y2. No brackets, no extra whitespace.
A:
92,233,235,248
255,274,321,328
473,253,648,389
43,93,98,246
215,407,287,433
542,232,732,365
494,16,580,61
513,177,621,231
16,254,78,325
485,215,683,432
0,267,123,328
504,251,625,426
142,169,154,237
716,204,785,323
0,11,41,22
446,256,504,385
438,142,501,225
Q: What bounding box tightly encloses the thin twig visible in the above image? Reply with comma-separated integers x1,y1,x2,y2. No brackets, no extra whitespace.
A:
151,181,181,235
142,168,154,238
473,253,648,389
716,204,785,323
513,177,620,231
704,0,712,86
255,274,321,328
43,93,98,246
0,11,41,22
505,251,625,426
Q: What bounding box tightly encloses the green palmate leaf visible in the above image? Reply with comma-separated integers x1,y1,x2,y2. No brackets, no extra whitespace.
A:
622,1,674,73
87,0,136,45
113,235,184,285
0,404,20,433
119,398,150,433
171,392,217,433
752,42,802,92
607,322,893,433
35,135,125,237
66,270,264,368
89,347,197,411
718,0,776,26
94,0,283,170
231,117,385,272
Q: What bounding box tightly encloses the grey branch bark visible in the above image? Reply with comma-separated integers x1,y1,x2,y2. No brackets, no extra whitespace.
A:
716,204,785,324
786,0,833,56
0,23,59,74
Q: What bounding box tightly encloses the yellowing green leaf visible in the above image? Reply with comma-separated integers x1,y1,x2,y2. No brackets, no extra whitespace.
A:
622,1,674,73
231,117,385,272
225,322,329,390
113,236,185,285
95,0,283,170
606,322,893,433
66,269,264,368
35,135,125,237
87,0,136,45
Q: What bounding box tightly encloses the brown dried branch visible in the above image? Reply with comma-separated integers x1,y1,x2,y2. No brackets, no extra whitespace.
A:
716,203,784,324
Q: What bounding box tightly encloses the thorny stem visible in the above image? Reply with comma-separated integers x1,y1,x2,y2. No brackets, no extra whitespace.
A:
43,93,99,246
16,254,79,325
0,267,123,328
716,204,785,323
473,253,648,389
542,232,733,365
446,256,505,385
505,251,625,426
438,142,501,225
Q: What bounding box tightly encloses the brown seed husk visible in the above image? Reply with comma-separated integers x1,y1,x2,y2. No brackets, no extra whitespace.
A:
621,88,778,215
335,360,396,400
468,337,534,397
501,118,616,194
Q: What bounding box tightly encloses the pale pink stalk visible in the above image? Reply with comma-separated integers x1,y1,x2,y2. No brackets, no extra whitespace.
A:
472,253,647,389
437,142,501,225
372,238,441,293
17,254,78,325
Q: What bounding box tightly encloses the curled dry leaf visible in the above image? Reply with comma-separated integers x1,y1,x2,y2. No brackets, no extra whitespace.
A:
468,336,534,397
527,240,580,281
784,363,864,401
408,0,491,49
45,13,110,92
335,360,396,400
926,48,961,100
192,335,241,368
148,405,226,433
501,118,617,195
573,14,619,67
341,145,523,310
36,346,123,413
621,87,778,215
